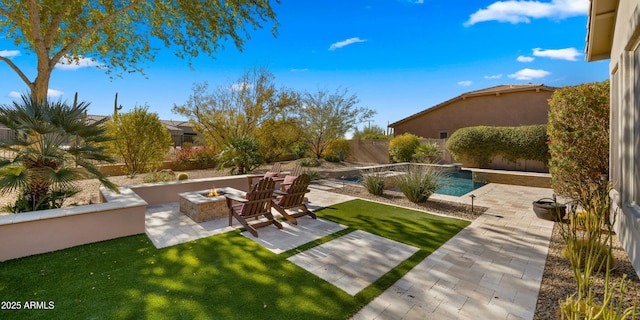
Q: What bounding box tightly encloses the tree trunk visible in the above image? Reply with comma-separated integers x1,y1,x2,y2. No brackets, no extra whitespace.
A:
31,67,52,102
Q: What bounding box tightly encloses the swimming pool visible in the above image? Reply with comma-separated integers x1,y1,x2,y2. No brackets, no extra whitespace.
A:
436,170,486,197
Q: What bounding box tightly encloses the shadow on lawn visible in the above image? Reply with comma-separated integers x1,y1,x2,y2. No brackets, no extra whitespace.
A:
0,233,357,320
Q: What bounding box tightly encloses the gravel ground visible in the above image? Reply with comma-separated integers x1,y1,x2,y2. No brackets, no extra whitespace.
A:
2,163,639,318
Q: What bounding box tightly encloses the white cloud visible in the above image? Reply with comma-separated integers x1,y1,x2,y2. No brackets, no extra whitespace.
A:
508,68,551,80
290,68,309,72
484,74,503,79
517,55,535,62
0,50,20,58
55,56,102,70
329,37,366,51
533,47,582,61
230,82,252,91
464,0,589,26
458,80,472,86
47,89,64,97
8,90,63,98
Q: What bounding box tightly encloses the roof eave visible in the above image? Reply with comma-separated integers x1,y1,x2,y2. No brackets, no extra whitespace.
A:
585,0,618,62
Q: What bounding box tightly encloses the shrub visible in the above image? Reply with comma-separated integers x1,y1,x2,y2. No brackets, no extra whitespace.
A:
361,170,385,196
304,169,318,181
297,157,321,167
105,105,173,178
217,135,264,175
413,142,442,163
143,170,176,183
394,166,443,203
324,138,349,161
389,133,421,163
290,142,309,160
547,80,609,199
445,125,549,167
177,172,189,180
323,154,341,162
192,146,217,168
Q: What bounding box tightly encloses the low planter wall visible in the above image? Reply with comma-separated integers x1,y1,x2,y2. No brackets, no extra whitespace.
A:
1,175,249,262
471,169,551,188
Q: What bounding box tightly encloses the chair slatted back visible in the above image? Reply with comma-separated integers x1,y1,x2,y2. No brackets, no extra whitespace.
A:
289,165,304,177
243,178,276,218
278,174,310,208
270,162,282,174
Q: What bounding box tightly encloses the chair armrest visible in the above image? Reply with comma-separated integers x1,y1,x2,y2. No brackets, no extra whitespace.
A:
225,194,247,203
273,190,287,196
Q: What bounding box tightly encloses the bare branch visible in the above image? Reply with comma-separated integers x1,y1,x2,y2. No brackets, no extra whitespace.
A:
0,56,33,90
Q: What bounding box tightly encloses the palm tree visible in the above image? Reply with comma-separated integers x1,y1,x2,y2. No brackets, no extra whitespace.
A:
0,96,117,212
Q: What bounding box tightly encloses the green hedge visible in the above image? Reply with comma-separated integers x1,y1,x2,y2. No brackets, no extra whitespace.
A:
547,80,609,198
445,124,549,167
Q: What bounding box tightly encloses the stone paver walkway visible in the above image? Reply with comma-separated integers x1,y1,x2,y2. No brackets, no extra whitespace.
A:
352,183,554,320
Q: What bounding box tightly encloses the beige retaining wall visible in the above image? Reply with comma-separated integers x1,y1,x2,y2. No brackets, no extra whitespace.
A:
0,175,249,262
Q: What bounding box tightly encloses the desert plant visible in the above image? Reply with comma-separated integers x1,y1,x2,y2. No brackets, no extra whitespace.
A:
297,157,321,167
143,170,176,183
548,80,609,199
394,166,443,203
388,133,421,163
217,135,264,174
304,169,318,181
177,172,189,180
323,154,341,162
557,182,637,319
0,96,117,212
325,137,349,161
361,169,385,196
413,142,442,163
105,105,172,178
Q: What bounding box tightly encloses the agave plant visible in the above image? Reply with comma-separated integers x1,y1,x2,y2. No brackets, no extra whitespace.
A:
0,96,117,212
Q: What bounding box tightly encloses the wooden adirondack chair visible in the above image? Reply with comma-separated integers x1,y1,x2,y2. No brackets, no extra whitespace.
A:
226,177,282,237
280,164,305,191
246,162,282,189
272,174,316,223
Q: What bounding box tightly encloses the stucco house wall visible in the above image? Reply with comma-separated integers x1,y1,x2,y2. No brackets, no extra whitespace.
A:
587,0,640,277
389,84,554,139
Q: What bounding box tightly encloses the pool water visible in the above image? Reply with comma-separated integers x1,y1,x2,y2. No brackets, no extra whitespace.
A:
436,170,486,197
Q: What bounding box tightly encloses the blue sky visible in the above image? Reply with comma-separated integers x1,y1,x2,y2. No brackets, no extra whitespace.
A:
0,0,608,133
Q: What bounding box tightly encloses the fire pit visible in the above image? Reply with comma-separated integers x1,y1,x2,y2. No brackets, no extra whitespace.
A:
179,187,243,223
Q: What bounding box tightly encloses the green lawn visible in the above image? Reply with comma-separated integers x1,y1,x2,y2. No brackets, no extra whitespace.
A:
0,199,469,319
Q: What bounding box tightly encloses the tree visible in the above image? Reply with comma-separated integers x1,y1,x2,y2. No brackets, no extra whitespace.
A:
173,67,282,151
255,89,305,161
0,0,278,101
352,125,389,140
105,105,172,177
299,88,375,159
0,96,117,212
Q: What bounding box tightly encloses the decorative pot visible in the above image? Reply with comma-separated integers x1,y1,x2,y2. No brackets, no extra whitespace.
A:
532,198,566,221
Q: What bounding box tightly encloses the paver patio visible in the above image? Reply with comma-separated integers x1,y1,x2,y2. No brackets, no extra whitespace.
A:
144,181,555,320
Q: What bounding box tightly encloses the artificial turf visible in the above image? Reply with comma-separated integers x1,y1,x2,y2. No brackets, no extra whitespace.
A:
0,199,469,319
